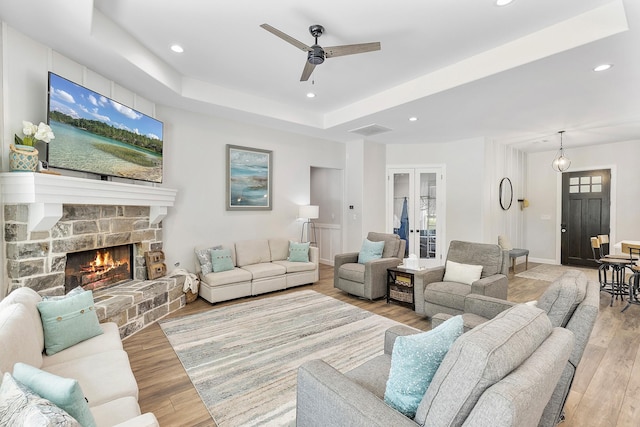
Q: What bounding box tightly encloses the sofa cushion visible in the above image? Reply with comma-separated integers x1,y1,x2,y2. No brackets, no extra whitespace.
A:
358,239,385,264
13,362,96,427
384,315,463,418
37,290,104,356
442,260,483,285
41,322,123,368
367,232,400,258
202,268,253,287
44,349,139,408
90,396,143,427
0,372,80,426
269,238,290,261
345,354,392,399
0,303,43,374
537,270,588,327
235,239,271,267
415,304,553,426
241,263,286,280
273,260,316,273
424,281,471,312
211,248,235,272
338,263,365,283
288,242,310,262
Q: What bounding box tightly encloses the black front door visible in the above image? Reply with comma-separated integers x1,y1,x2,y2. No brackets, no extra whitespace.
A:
561,169,611,267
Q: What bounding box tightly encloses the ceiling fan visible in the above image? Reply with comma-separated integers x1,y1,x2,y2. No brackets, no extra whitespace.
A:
260,23,381,81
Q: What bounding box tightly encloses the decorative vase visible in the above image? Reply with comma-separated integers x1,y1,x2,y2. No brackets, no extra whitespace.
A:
9,144,39,172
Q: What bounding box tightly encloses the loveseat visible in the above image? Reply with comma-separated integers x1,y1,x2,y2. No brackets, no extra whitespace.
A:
297,304,574,427
195,238,319,304
431,269,599,427
0,286,158,427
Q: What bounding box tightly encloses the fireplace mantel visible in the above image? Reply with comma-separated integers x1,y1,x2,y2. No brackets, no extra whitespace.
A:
0,172,177,231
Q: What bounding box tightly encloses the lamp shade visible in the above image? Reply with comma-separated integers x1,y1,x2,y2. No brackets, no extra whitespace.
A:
299,205,319,219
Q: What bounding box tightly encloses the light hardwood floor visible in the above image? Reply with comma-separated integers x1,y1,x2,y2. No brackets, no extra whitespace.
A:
122,263,639,426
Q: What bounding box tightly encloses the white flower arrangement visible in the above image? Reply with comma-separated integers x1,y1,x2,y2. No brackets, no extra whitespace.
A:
15,121,55,146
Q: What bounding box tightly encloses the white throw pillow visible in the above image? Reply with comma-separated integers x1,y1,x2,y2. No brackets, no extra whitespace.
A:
442,260,483,285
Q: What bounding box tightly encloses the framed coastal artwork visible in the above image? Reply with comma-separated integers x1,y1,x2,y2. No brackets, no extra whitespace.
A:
226,145,273,210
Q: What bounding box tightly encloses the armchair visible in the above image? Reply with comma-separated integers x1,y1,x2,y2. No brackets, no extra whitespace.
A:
414,240,508,318
431,270,599,427
297,304,574,427
334,232,406,300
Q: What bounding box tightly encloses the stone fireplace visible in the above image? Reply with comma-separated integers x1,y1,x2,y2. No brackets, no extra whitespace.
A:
1,173,184,338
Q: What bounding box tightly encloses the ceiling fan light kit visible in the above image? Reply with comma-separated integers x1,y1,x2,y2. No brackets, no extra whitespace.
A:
260,23,381,81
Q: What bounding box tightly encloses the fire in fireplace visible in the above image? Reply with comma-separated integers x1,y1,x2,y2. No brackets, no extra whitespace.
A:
65,244,133,292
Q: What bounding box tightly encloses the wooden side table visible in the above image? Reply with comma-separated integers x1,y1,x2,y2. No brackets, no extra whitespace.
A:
387,267,415,310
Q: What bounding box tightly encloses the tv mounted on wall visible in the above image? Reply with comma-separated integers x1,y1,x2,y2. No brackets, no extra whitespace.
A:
47,72,163,183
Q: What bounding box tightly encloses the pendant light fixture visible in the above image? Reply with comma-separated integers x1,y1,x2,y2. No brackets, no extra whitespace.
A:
551,130,571,172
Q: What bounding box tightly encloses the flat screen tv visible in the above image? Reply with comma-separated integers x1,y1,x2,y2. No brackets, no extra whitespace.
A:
47,72,163,183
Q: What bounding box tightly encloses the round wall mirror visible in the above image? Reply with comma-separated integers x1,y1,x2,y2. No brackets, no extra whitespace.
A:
499,177,513,210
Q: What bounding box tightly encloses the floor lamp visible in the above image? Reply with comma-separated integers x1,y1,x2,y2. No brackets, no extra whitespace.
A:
299,205,319,245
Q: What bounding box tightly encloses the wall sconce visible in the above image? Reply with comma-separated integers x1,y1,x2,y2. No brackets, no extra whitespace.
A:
517,198,530,210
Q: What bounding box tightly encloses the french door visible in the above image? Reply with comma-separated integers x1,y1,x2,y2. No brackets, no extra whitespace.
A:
387,167,445,268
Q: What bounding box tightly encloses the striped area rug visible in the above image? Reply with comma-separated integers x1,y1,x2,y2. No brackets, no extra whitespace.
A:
159,290,402,426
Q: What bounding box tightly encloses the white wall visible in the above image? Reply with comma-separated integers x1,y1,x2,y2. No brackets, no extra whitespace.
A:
362,141,386,235
526,140,640,264
344,140,364,252
387,138,487,247
0,24,347,281
484,141,527,248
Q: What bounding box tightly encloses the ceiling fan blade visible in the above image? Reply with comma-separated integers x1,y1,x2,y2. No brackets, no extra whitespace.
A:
324,42,381,58
300,61,316,82
260,24,311,52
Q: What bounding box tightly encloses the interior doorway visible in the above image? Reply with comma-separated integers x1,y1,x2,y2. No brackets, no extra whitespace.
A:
387,167,445,267
561,168,611,267
310,167,343,265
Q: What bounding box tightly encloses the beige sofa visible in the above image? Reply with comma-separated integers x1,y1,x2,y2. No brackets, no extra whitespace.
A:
196,238,319,304
0,287,157,426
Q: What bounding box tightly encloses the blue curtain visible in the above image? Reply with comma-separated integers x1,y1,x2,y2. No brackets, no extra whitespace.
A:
398,197,409,242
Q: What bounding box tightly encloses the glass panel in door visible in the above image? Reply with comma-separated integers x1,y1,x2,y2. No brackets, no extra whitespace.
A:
418,171,437,261
391,171,412,258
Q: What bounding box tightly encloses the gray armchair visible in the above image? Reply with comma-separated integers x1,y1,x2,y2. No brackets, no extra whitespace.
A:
297,304,574,427
334,232,406,300
414,240,508,318
431,270,599,427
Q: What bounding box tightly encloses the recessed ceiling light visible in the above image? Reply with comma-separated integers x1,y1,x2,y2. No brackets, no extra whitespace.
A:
408,117,418,122
170,44,184,53
593,64,612,72
306,92,316,98
496,0,514,6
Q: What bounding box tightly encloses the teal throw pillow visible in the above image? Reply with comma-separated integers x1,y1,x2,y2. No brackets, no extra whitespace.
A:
384,315,464,418
0,372,80,426
13,363,96,427
37,290,103,356
288,241,310,262
211,248,235,272
358,239,385,264
41,286,85,301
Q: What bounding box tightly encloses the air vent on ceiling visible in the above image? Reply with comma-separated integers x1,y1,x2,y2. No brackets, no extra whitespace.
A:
348,124,393,137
